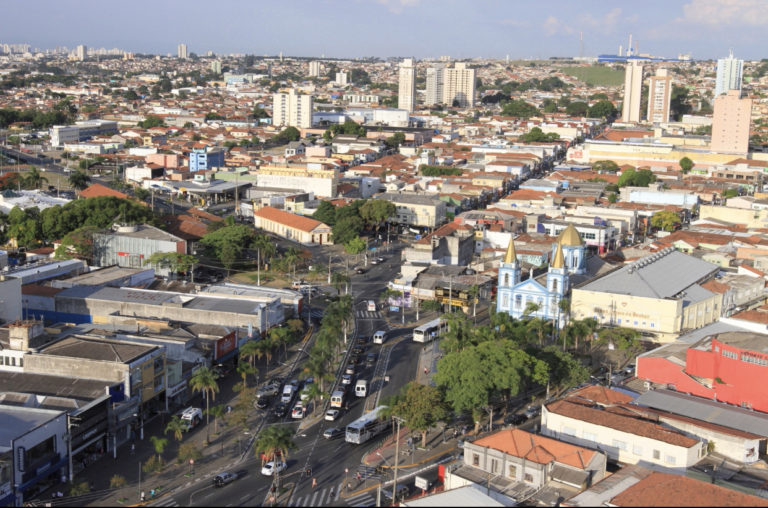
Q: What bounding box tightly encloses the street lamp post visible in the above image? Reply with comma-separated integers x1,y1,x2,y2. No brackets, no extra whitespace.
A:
391,416,404,507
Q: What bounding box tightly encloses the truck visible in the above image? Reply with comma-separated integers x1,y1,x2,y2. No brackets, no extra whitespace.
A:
330,390,346,409
179,407,203,431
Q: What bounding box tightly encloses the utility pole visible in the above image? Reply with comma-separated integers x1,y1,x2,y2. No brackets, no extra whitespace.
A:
392,416,403,507
328,253,332,284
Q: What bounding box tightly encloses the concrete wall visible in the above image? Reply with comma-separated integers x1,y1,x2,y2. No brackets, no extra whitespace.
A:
0,277,22,324
24,354,128,384
657,416,762,464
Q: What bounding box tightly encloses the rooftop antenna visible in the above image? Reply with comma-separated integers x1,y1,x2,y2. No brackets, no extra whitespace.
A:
579,32,584,59
628,33,633,56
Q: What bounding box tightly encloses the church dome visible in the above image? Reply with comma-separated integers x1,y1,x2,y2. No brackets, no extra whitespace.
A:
557,224,583,247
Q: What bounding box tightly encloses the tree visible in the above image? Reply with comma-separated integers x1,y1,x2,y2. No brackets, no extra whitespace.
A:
520,127,560,143
109,474,127,489
588,100,617,119
565,101,589,116
144,252,198,277
535,346,589,396
332,216,364,245
165,416,186,443
501,99,540,118
618,168,656,188
679,156,694,174
68,170,91,192
274,126,301,143
391,382,448,448
149,435,168,462
331,270,350,295
23,167,48,190
138,115,166,129
254,425,297,464
200,224,255,266
134,187,150,201
54,225,101,263
650,210,681,232
344,236,367,255
359,199,396,231
177,442,202,463
189,366,219,443
592,160,620,173
670,85,692,121
206,404,227,434
312,200,337,226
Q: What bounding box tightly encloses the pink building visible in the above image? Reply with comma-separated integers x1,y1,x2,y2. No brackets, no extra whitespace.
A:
146,153,181,169
711,90,752,155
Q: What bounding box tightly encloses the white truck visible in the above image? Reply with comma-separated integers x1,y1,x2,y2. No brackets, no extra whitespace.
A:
179,407,203,431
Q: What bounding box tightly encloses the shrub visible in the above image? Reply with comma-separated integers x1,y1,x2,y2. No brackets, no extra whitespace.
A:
177,442,202,463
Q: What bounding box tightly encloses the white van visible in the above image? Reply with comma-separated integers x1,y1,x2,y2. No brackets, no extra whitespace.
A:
330,390,346,408
367,300,377,312
373,330,387,345
281,384,296,403
355,379,368,398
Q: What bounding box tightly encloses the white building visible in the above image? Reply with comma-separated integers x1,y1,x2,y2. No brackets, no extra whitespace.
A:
308,60,321,77
75,44,87,61
0,276,22,325
425,65,444,106
273,89,313,129
443,62,476,108
398,58,416,112
621,60,643,123
715,50,743,97
335,71,348,86
177,43,188,59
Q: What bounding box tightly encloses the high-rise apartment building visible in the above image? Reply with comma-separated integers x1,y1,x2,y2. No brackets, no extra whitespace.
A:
398,58,416,112
177,43,188,59
647,69,672,124
621,60,643,123
711,89,751,154
715,50,743,96
273,89,313,129
211,60,222,74
443,62,476,108
425,65,444,107
75,45,87,61
309,60,321,77
335,72,348,86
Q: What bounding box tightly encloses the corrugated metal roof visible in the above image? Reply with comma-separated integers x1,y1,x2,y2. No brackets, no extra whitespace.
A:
578,248,719,299
633,389,768,437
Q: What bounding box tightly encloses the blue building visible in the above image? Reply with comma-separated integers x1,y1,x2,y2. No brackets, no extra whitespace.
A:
496,224,586,328
189,148,226,172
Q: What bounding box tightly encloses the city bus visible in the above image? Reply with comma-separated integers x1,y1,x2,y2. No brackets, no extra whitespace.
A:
412,318,447,343
345,406,389,444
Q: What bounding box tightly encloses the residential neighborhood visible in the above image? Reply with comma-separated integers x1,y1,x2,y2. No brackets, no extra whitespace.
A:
2,2,768,507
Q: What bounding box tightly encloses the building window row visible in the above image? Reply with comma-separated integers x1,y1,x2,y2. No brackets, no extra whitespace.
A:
740,352,768,366
722,349,738,360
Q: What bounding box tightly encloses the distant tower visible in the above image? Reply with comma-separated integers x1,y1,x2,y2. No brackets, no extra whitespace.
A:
177,43,188,59
627,33,633,56
496,236,521,315
211,60,222,75
309,60,321,77
579,32,584,59
715,50,743,96
621,60,643,123
711,90,752,154
647,69,673,123
398,58,416,112
279,51,283,62
75,44,87,61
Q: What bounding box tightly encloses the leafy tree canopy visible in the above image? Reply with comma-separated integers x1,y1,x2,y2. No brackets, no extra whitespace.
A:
617,168,656,188
650,210,681,232
501,99,540,118
520,127,560,143
588,100,617,119
312,200,337,226
420,165,463,177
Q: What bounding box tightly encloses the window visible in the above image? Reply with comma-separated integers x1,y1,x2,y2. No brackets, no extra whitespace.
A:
502,294,509,309
491,459,499,474
508,464,517,478
524,473,533,483
583,431,597,442
552,279,558,292
633,444,643,456
504,274,509,286
563,426,577,437
612,439,628,451
472,453,480,467
515,295,522,309
665,455,676,465
653,449,660,460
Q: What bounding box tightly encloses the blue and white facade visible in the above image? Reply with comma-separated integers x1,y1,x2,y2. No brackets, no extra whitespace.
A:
496,225,586,327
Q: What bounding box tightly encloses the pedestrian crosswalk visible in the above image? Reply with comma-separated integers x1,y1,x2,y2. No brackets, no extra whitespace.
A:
356,310,381,319
149,496,178,507
287,482,376,507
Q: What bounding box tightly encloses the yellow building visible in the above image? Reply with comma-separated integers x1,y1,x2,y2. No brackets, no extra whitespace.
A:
571,247,721,342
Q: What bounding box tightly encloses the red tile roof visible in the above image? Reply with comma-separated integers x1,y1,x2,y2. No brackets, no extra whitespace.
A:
473,428,596,469
609,471,768,506
79,183,129,200
253,206,327,232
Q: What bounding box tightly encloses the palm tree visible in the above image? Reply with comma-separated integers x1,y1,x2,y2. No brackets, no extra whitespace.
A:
251,234,275,285
239,339,262,368
206,404,227,434
282,247,301,279
301,382,324,413
149,435,168,460
335,294,354,346
254,425,297,465
189,366,219,443
68,170,91,195
523,301,541,318
164,416,186,443
303,349,332,393
236,361,257,390
331,271,350,295
269,326,292,362
257,335,276,366
24,166,48,190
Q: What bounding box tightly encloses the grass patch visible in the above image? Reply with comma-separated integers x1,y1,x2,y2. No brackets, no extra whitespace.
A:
562,66,625,87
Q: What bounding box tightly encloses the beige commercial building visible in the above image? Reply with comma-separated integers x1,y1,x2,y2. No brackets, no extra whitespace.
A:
398,58,416,112
621,60,643,123
647,69,672,123
571,248,721,342
273,89,313,129
254,165,338,198
253,206,332,246
711,90,751,155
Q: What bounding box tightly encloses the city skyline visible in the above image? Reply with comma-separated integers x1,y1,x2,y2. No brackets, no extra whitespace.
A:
2,0,768,60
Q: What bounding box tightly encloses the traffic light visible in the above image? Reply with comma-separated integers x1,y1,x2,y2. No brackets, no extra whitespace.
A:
306,468,312,476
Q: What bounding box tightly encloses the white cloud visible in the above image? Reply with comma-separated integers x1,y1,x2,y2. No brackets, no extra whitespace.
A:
542,16,572,36
543,8,622,36
678,0,768,26
376,0,421,14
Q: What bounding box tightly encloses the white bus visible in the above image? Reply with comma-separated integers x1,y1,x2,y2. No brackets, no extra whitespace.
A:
345,406,389,444
413,318,447,343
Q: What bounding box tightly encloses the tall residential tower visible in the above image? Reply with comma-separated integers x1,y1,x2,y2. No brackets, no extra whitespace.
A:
647,69,672,124
177,43,188,59
273,89,313,129
715,50,743,97
398,58,416,112
621,59,643,123
711,90,751,154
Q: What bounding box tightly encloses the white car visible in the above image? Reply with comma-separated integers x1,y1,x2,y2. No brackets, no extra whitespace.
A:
341,373,354,385
325,409,340,421
261,461,287,476
291,402,305,419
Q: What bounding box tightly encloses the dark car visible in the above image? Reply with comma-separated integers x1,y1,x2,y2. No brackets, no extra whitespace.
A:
255,396,272,410
349,354,361,366
365,352,377,367
355,267,365,274
323,427,344,440
356,336,368,345
504,413,527,426
352,345,365,355
213,470,245,487
273,402,288,419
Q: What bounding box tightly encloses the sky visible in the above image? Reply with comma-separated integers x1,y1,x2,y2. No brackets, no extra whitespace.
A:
2,0,768,60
